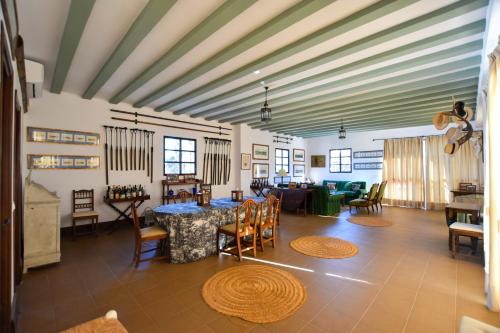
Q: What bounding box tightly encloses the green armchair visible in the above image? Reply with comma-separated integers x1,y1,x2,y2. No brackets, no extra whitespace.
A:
310,185,342,216
322,180,367,203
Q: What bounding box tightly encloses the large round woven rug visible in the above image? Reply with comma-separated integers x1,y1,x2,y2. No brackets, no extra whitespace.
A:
347,216,393,227
290,236,358,259
202,265,306,323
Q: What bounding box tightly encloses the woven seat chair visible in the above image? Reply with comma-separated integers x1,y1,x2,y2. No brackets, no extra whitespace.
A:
349,183,379,214
258,194,280,251
217,198,261,261
374,181,387,211
267,188,283,225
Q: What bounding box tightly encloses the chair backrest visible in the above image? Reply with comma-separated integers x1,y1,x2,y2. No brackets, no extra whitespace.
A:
459,182,472,190
367,183,379,201
175,189,192,203
72,189,94,213
131,204,142,242
376,181,387,203
263,195,280,228
288,182,297,189
236,199,261,237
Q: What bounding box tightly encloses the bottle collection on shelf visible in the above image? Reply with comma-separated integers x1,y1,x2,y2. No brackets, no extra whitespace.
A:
250,178,269,189
107,185,146,200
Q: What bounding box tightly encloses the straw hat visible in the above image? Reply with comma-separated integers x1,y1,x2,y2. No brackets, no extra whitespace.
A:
445,124,465,143
444,142,460,155
433,112,450,130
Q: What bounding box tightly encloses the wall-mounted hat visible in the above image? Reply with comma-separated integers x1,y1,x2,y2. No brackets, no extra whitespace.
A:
433,112,450,130
444,142,459,155
445,124,465,144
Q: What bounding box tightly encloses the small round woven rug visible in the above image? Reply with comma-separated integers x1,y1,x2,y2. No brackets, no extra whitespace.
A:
347,216,393,227
202,265,306,323
290,236,358,259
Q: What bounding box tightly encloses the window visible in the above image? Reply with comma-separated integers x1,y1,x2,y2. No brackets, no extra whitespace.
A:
275,148,289,173
163,136,196,175
329,148,352,173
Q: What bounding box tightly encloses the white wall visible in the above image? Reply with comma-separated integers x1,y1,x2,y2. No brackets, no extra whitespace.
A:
304,125,443,188
24,91,239,227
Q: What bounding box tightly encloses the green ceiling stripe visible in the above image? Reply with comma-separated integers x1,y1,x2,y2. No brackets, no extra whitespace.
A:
131,0,337,108
164,0,487,113
261,94,477,132
82,0,177,99
250,80,479,127
297,121,432,137
185,21,485,117
253,86,477,129
50,0,96,93
219,58,481,123
211,43,481,122
108,0,257,104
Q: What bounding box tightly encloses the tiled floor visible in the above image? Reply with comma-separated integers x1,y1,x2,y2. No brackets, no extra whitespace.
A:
18,206,499,333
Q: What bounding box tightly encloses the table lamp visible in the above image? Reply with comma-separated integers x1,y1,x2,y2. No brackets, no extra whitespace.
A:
278,168,287,185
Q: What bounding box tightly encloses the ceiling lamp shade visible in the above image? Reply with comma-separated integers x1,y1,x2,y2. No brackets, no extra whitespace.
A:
339,119,346,139
260,86,272,123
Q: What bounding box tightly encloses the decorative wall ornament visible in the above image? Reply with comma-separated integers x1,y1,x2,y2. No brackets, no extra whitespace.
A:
252,144,269,160
27,154,100,170
241,153,251,170
273,135,293,144
353,150,384,159
311,155,326,168
353,162,383,170
253,163,269,178
27,127,100,145
293,148,305,162
293,164,305,177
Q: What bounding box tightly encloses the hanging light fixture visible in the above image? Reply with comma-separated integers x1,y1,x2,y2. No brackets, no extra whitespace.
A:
260,86,272,122
339,119,346,139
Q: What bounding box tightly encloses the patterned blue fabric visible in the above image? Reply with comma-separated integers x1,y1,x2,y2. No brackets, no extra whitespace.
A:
153,197,266,263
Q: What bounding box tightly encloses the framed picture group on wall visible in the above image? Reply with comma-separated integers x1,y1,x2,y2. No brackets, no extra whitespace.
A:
253,163,269,178
252,144,269,160
293,148,305,162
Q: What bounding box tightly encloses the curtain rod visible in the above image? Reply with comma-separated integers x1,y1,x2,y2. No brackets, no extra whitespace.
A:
204,137,232,143
372,130,483,142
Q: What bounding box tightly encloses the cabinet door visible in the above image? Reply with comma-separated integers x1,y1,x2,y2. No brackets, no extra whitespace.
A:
25,205,58,256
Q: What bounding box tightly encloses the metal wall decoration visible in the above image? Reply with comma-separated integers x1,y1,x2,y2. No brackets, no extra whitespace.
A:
293,148,305,162
311,155,326,168
253,163,269,178
27,154,100,170
353,150,384,159
27,127,100,145
353,162,383,170
241,153,251,170
252,144,269,160
273,135,293,144
293,164,305,177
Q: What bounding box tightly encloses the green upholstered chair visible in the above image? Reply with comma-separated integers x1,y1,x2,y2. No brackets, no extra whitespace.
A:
311,185,342,216
322,180,367,203
374,181,387,211
349,183,379,214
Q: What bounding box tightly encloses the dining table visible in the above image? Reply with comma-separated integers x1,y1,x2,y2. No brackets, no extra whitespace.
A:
153,196,266,263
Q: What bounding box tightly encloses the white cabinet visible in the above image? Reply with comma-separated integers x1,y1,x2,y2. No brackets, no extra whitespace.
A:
24,179,61,272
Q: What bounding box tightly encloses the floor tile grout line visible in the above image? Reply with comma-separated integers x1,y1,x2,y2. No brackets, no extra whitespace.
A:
296,249,388,333
349,250,410,333
400,253,431,333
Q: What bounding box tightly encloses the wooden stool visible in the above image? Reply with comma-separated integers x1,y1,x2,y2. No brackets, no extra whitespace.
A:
449,222,483,258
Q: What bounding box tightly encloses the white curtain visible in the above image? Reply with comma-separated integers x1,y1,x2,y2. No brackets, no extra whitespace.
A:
484,48,500,311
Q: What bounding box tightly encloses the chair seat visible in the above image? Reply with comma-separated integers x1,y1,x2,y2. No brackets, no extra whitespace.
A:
450,222,483,233
140,226,167,239
219,223,254,235
349,198,367,206
72,211,98,219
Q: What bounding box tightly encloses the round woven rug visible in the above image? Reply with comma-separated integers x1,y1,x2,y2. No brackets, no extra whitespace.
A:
202,264,306,323
347,216,393,227
290,236,358,259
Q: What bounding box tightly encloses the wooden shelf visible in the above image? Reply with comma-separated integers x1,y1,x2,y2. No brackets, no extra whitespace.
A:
162,179,202,185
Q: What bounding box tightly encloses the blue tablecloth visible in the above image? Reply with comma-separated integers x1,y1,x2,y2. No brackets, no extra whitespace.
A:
153,197,264,263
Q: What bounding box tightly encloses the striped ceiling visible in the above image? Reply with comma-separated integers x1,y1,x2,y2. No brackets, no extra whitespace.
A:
18,0,487,137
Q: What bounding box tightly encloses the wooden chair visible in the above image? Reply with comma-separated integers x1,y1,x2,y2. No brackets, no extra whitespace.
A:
173,189,192,203
217,198,261,261
459,182,473,191
349,183,379,214
131,204,168,268
374,181,387,211
449,222,483,258
72,189,99,238
258,195,279,251
201,183,212,200
268,189,283,226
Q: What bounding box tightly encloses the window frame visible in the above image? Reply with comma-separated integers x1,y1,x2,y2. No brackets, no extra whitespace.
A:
274,148,290,174
163,136,197,175
329,148,352,173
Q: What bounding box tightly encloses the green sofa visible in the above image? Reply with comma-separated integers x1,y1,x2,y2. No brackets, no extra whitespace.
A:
310,185,343,216
322,180,367,204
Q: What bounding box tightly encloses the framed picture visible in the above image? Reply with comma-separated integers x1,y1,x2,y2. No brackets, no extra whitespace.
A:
293,164,305,177
241,153,251,170
253,163,269,178
311,155,326,168
27,127,100,145
27,154,99,170
252,144,269,160
293,148,305,162
353,162,383,170
353,150,384,159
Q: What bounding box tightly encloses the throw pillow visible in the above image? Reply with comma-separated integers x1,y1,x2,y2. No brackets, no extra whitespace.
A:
343,182,352,191
351,183,361,191
327,183,336,191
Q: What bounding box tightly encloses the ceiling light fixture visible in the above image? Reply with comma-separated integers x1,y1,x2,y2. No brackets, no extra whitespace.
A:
339,119,346,139
260,86,272,123
253,70,261,74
